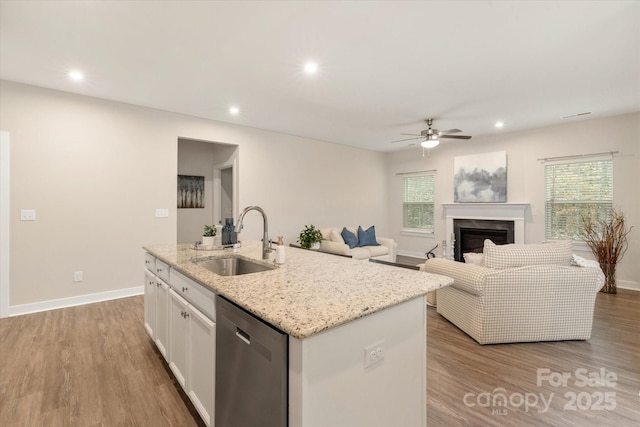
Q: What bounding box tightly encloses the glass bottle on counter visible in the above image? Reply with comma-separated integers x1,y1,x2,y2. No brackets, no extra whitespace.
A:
222,218,237,245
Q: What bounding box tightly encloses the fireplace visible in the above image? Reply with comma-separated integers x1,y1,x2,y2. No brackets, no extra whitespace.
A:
453,219,515,262
441,203,529,261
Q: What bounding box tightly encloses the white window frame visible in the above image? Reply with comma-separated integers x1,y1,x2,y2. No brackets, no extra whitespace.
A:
401,172,436,236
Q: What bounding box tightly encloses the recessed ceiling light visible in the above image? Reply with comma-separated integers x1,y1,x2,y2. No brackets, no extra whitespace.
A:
229,106,239,115
68,70,84,81
495,121,504,128
304,61,318,74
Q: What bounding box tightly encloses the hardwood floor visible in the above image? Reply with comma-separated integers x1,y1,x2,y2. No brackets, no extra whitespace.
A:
427,289,640,426
1,289,638,426
0,297,203,427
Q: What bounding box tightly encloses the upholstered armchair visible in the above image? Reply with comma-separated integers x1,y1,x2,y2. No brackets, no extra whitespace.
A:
421,240,604,345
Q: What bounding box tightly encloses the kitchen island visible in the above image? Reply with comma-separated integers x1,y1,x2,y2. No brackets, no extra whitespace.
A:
144,241,452,427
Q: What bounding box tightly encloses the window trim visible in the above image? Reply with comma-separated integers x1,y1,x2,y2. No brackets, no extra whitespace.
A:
401,172,436,234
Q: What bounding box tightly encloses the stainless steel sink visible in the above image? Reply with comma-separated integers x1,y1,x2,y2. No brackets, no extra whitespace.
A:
195,257,274,276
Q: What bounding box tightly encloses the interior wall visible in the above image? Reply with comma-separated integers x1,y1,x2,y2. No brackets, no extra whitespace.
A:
386,112,640,288
177,138,237,243
1,80,388,307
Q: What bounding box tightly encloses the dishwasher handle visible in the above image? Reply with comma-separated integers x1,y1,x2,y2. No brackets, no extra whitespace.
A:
235,327,251,345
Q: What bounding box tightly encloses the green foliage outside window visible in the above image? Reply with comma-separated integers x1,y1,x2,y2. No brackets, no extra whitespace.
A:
545,159,613,240
403,174,435,232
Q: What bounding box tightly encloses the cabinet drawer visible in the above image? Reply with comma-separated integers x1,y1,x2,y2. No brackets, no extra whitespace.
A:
171,269,216,321
155,259,170,282
144,252,156,272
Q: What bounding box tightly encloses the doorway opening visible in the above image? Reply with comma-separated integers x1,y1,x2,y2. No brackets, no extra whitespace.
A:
177,138,238,243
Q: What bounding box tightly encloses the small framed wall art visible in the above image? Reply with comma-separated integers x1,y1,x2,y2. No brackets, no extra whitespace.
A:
177,175,204,208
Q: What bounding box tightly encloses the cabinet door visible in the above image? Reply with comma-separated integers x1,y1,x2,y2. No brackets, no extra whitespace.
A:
188,306,216,427
170,269,215,320
168,289,189,389
143,270,157,338
155,280,170,361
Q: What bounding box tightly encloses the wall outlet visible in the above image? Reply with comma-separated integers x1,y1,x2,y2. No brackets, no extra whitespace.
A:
20,209,36,221
364,340,385,368
73,271,83,282
155,208,169,218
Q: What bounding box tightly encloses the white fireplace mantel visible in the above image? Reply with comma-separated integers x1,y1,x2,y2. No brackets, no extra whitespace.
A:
441,203,530,255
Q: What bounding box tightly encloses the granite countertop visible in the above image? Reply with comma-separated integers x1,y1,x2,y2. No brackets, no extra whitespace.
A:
143,241,453,340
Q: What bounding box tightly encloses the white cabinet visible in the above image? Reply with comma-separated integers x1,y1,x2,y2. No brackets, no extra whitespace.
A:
187,303,216,427
145,252,216,426
171,269,216,320
155,279,170,360
169,289,189,388
144,269,157,338
168,288,216,426
145,261,169,361
155,258,170,282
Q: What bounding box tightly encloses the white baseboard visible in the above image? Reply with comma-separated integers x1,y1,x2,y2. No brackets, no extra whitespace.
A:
8,286,144,317
617,280,639,292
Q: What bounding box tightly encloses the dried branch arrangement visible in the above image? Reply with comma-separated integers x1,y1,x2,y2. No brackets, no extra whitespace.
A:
582,209,633,266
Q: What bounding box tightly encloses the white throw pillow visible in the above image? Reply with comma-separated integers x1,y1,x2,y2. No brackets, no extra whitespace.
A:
570,254,601,268
320,228,333,241
330,230,345,243
463,252,484,266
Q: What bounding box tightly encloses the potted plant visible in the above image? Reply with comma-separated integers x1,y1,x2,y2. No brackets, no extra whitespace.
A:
298,224,323,249
202,224,217,247
582,208,633,294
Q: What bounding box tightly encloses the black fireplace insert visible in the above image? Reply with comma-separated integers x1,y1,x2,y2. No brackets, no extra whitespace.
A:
453,219,515,262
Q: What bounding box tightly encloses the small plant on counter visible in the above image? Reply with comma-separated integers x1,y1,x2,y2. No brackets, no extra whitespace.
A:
298,224,323,249
203,225,217,237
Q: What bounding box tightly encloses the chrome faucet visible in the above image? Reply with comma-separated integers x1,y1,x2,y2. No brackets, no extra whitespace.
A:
235,206,273,260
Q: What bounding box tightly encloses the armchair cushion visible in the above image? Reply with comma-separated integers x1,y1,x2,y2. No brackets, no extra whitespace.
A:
483,239,573,269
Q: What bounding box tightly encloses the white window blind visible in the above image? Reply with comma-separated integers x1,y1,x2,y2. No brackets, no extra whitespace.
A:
545,158,613,240
403,174,435,232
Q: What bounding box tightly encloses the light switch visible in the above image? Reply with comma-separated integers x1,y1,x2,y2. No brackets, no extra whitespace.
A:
155,208,169,218
20,209,36,221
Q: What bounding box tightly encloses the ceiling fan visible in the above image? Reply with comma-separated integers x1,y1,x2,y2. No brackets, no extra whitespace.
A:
392,118,472,148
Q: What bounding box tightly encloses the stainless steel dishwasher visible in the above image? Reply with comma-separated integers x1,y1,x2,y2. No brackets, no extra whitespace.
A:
215,295,288,427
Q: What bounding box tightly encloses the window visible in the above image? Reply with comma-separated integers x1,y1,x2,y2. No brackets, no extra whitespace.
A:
403,174,435,232
545,157,613,240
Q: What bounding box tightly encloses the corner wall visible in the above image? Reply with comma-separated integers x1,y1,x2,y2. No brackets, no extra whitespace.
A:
386,113,640,290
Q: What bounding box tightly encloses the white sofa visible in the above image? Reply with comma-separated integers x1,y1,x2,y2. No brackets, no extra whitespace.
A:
420,239,604,344
318,226,397,262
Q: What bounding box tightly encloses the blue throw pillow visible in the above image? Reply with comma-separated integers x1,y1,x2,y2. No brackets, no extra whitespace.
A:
358,225,380,247
341,227,358,249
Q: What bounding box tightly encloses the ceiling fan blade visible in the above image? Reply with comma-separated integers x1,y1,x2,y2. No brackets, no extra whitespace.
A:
440,134,472,140
438,129,462,135
391,136,424,143
400,133,422,136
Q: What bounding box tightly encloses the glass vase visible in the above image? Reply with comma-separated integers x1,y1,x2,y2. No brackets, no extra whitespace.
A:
599,263,617,294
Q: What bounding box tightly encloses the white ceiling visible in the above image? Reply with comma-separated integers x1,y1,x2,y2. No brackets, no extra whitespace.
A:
1,1,639,152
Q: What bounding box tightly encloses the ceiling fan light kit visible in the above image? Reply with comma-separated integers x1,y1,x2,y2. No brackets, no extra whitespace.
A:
421,138,440,149
392,118,471,149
